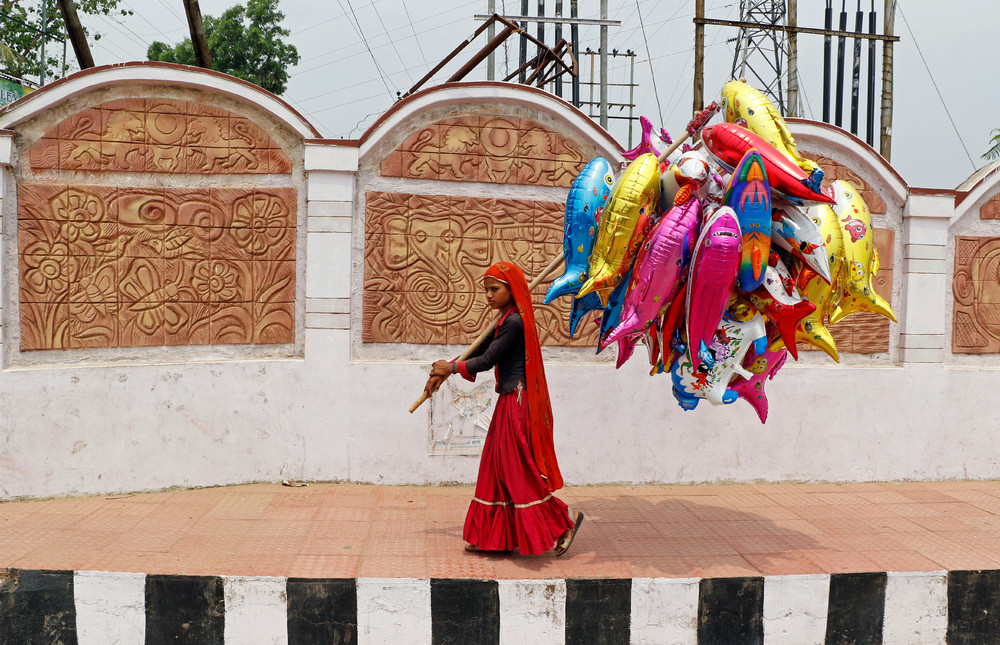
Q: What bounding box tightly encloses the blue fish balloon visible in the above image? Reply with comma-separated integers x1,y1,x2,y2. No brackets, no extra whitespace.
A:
544,157,615,304
569,292,604,338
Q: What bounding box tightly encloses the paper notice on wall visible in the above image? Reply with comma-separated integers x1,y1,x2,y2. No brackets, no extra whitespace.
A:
428,378,495,455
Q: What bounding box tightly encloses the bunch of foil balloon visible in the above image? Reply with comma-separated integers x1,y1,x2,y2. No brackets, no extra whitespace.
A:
544,80,896,423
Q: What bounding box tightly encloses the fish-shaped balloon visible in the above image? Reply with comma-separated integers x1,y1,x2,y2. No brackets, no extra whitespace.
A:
622,115,672,161
786,262,840,362
569,292,605,338
702,123,834,205
578,153,660,305
685,206,741,373
826,180,896,325
730,342,788,423
544,157,615,304
724,150,771,292
671,313,767,410
650,292,686,376
605,197,701,345
596,266,634,355
771,200,832,284
747,259,816,360
660,149,713,206
720,79,820,175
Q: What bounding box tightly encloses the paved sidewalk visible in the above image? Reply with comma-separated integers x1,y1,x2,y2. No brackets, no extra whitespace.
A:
2,480,999,579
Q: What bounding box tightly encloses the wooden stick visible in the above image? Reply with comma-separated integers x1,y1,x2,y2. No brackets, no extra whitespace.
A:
656,100,720,163
408,255,565,414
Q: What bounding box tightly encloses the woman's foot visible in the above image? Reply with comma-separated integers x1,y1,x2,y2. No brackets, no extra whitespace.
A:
553,510,584,557
464,543,481,552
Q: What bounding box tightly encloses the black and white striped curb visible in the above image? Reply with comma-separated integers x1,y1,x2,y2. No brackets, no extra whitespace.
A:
2,568,998,643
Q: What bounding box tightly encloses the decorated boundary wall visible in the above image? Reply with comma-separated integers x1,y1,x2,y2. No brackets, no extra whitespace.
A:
0,63,996,500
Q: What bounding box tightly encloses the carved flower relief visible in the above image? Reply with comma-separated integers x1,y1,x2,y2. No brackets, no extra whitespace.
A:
22,239,69,296
52,189,103,244
231,194,289,256
193,259,241,302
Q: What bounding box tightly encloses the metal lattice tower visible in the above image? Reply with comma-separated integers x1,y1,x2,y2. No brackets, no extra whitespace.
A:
730,0,789,114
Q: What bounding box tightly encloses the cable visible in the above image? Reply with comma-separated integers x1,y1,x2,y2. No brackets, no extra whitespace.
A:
635,0,662,125
896,1,975,170
337,0,396,100
155,0,184,22
122,1,182,42
372,2,413,84
289,4,468,77
400,0,428,70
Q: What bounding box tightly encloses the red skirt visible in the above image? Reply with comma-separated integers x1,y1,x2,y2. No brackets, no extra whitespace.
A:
463,391,572,555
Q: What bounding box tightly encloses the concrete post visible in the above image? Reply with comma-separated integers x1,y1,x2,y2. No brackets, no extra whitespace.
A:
898,191,953,363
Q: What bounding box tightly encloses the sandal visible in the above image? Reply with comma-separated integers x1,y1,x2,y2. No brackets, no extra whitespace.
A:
554,510,584,557
464,543,481,553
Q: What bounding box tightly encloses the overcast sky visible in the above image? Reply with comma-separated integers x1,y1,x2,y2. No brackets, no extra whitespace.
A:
75,0,993,189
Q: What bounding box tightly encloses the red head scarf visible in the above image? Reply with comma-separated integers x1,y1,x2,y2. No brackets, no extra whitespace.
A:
484,262,563,491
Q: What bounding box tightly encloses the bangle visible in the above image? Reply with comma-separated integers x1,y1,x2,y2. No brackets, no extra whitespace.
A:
451,361,457,374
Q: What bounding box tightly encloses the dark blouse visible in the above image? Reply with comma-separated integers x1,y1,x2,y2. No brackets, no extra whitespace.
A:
455,310,526,394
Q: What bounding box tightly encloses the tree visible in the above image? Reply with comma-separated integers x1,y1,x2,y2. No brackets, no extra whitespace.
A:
983,129,1000,162
0,0,131,83
147,0,299,96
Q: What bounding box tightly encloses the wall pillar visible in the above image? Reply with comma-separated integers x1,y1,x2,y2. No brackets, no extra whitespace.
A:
304,143,359,332
898,191,954,363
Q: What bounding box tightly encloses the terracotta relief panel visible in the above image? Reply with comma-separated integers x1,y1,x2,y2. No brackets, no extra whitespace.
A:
952,236,1000,353
980,194,1000,220
18,184,296,350
380,116,587,188
29,98,291,175
810,153,887,214
363,191,598,347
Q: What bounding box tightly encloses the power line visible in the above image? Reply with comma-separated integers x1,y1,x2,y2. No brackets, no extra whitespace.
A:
337,0,396,100
635,0,662,125
290,4,467,75
121,0,178,43
400,0,428,70
371,2,413,84
896,1,975,170
155,0,184,23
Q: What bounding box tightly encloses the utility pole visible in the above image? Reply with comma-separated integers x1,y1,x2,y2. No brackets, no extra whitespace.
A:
880,0,894,160
599,0,608,129
786,0,798,116
694,0,705,115
183,0,213,69
487,0,496,80
38,0,48,86
57,0,94,70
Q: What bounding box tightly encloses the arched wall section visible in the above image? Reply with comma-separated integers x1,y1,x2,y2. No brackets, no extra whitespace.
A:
2,70,1000,500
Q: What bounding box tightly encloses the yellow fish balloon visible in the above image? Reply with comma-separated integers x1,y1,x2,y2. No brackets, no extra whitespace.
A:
826,180,896,325
771,203,846,359
791,263,841,362
720,80,820,176
577,153,660,306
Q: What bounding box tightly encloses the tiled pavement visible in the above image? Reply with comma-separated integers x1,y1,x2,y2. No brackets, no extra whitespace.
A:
3,479,1000,579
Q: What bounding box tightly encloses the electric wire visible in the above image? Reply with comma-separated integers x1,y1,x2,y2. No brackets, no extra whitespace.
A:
372,2,414,83
635,0,662,125
337,0,396,100
289,4,468,77
400,0,429,70
895,0,975,169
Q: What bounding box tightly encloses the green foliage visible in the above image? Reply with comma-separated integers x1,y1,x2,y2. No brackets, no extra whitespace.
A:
0,0,132,82
147,0,300,95
983,129,1000,162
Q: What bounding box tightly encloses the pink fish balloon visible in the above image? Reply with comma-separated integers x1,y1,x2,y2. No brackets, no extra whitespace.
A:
731,344,788,424
685,206,741,373
605,197,701,346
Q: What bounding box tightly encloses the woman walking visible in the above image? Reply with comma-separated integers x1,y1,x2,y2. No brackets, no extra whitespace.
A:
424,262,583,556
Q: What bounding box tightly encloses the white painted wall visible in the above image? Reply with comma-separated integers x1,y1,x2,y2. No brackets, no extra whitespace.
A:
1,69,1000,501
